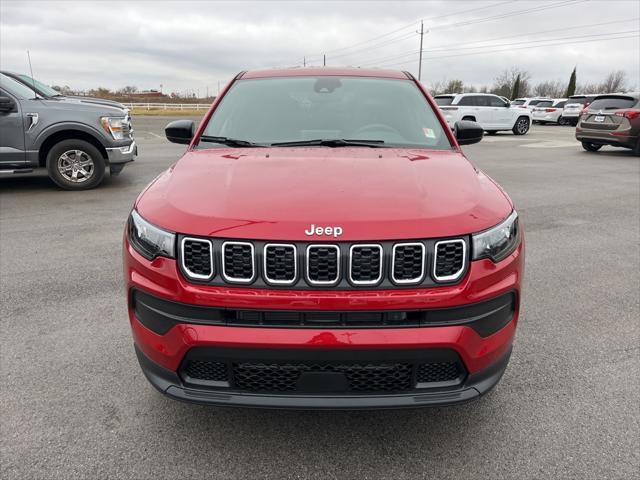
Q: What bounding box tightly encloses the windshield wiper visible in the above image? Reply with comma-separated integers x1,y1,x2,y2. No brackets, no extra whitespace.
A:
271,138,386,148
199,135,263,147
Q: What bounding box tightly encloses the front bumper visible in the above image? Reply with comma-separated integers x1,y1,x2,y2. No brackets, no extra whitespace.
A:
106,140,137,165
124,237,523,409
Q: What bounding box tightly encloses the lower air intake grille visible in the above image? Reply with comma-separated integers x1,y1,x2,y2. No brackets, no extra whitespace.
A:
182,239,213,279
416,362,461,383
232,362,414,393
307,246,339,284
222,242,254,282
183,360,228,382
434,240,465,281
392,243,425,283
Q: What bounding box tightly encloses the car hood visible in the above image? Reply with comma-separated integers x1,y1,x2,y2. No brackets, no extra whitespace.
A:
136,148,513,241
40,97,126,115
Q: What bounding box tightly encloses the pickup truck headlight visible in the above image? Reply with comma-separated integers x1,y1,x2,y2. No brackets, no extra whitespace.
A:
128,210,175,260
472,210,520,262
100,116,126,140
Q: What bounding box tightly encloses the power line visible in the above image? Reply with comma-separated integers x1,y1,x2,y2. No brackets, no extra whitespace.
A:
376,33,638,68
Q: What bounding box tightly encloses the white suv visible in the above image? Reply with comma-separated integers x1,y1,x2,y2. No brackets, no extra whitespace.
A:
531,98,567,124
434,93,531,135
511,97,553,111
562,94,599,126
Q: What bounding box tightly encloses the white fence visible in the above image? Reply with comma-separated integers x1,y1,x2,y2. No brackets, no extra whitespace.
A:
123,103,210,110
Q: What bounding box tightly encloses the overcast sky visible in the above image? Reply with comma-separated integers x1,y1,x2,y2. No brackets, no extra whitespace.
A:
1,0,638,94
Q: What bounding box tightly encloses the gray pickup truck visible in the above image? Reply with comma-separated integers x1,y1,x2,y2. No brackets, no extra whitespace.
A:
0,72,136,190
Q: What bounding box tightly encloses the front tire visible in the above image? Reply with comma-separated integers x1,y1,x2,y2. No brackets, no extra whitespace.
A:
512,116,530,135
582,142,602,152
46,139,105,190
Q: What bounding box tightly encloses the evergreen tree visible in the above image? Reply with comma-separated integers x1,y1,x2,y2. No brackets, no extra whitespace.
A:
565,67,577,97
511,74,521,99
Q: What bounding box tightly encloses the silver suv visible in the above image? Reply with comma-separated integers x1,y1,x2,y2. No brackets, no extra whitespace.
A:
0,72,136,190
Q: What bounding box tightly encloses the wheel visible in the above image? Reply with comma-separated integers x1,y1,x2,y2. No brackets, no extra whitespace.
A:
486,130,498,135
512,116,530,135
582,142,602,152
557,116,566,126
46,139,105,190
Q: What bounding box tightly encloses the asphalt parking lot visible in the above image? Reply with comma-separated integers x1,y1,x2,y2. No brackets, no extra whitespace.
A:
1,117,638,479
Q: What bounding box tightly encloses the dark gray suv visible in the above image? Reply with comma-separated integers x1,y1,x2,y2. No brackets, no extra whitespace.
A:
0,72,136,190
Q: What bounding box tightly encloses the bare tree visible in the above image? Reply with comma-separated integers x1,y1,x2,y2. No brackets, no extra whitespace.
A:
599,70,627,93
533,80,565,97
492,67,531,99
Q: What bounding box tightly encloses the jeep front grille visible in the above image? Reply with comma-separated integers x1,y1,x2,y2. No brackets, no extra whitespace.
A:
179,237,468,288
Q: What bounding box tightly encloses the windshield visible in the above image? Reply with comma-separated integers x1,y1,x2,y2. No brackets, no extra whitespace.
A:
201,76,451,149
434,96,454,106
17,74,61,97
0,73,39,99
535,101,553,108
588,96,637,110
566,96,588,105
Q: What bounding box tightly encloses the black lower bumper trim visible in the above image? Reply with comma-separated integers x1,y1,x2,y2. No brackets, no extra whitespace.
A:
134,345,511,410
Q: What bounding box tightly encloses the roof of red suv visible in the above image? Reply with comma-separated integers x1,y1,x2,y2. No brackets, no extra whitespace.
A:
241,67,410,80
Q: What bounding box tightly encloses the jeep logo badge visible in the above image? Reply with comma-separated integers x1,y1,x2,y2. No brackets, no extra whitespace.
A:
304,224,343,238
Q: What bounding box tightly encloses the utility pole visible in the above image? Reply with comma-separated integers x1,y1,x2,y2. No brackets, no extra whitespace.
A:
303,56,306,67
323,54,326,67
417,20,424,81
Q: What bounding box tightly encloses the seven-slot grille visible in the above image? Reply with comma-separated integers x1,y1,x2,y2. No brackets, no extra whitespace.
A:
222,242,255,282
306,245,340,285
179,238,467,287
434,240,466,281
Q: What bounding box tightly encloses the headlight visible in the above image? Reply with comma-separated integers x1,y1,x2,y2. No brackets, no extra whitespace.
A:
472,210,520,262
128,210,175,260
100,116,126,140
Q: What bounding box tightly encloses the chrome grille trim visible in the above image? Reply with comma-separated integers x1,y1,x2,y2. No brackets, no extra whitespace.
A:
433,239,466,282
180,237,214,280
263,243,297,285
306,244,340,286
348,244,383,286
221,241,255,284
391,242,426,285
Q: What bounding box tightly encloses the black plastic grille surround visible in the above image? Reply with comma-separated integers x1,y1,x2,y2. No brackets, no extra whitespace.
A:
178,237,469,289
264,245,296,283
434,240,465,280
182,239,213,278
223,242,254,281
179,349,467,395
307,246,339,283
392,244,425,282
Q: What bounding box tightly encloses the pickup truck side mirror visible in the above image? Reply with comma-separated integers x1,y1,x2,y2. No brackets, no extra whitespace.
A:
165,119,195,144
454,120,484,146
0,96,15,112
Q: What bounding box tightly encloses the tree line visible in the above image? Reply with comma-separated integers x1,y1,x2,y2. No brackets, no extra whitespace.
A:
429,68,631,99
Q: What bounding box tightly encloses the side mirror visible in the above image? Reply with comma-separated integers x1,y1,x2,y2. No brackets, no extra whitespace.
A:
165,119,195,144
454,120,484,146
0,96,15,112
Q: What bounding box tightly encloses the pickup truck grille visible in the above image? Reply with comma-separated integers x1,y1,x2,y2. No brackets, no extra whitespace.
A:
179,237,468,288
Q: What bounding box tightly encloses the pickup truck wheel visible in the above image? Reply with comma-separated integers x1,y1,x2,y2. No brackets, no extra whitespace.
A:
512,116,530,135
47,139,105,190
582,142,602,152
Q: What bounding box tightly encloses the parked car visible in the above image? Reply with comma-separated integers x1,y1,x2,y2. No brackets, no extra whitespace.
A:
0,72,136,189
124,67,524,409
434,93,531,135
576,92,640,155
531,98,567,124
2,71,126,110
511,97,553,111
562,94,599,125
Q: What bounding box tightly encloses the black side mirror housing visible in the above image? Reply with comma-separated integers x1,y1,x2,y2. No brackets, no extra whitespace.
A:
0,96,15,112
454,120,484,146
165,119,195,144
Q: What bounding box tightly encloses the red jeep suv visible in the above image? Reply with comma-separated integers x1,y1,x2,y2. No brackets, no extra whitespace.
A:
123,68,524,409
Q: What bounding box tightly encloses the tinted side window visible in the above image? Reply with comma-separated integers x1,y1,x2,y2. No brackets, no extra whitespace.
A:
474,96,491,107
489,96,508,107
554,101,566,108
457,96,476,106
434,96,454,106
536,101,553,108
